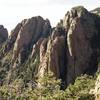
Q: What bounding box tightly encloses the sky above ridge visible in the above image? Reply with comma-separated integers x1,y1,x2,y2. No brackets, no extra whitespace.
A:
0,0,100,33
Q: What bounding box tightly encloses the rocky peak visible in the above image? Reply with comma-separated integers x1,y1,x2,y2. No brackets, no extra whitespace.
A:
62,6,91,30
91,7,100,16
70,6,88,17
11,16,51,62
0,25,8,44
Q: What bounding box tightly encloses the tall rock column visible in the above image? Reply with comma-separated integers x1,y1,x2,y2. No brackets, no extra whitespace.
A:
63,6,98,84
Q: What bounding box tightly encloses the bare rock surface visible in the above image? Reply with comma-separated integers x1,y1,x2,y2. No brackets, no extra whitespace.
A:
0,25,8,44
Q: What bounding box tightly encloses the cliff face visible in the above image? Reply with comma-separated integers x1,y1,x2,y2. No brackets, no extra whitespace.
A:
0,6,100,87
63,6,99,84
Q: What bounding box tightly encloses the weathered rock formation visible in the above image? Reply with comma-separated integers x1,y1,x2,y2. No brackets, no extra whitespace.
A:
6,16,50,64
64,6,99,84
0,25,8,44
0,6,100,87
38,6,100,85
13,17,50,62
38,27,67,87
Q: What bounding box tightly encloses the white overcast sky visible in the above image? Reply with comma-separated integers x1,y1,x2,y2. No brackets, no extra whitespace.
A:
0,0,100,32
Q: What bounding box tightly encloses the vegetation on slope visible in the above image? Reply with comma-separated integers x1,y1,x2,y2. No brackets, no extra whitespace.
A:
0,39,99,100
0,70,98,100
